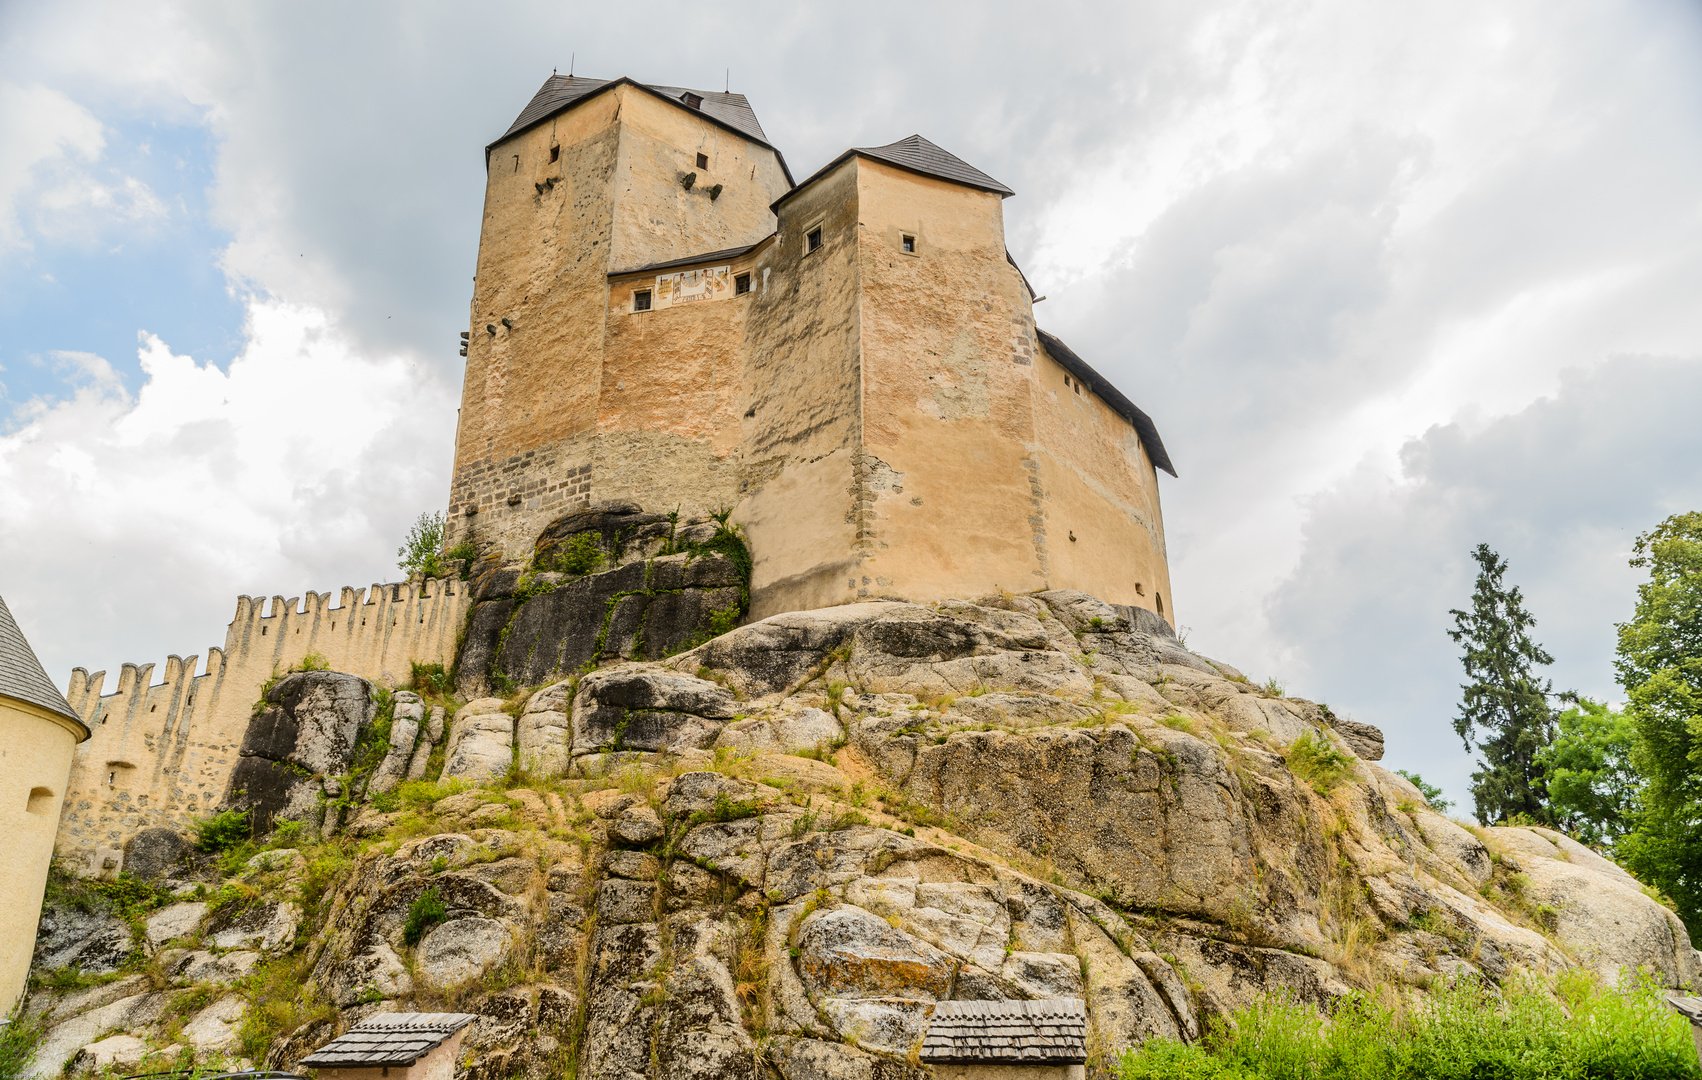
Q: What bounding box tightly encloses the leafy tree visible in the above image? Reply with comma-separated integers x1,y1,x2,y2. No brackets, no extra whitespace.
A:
1448,543,1556,826
1614,512,1702,927
1395,770,1454,813
1536,696,1639,847
397,510,446,578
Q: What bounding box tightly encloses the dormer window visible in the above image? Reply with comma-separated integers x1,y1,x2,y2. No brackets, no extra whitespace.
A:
681,92,702,109
633,289,652,312
696,152,709,170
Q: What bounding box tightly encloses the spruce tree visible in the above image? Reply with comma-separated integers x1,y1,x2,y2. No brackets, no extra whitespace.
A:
1448,543,1556,825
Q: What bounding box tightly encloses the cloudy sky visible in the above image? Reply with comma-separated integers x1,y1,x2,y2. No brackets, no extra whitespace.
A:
3,0,1700,811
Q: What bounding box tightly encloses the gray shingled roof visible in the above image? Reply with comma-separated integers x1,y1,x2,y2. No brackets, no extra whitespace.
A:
775,133,1013,212
489,75,791,183
1037,329,1177,478
855,135,1014,197
300,1013,476,1068
921,999,1088,1065
0,593,82,730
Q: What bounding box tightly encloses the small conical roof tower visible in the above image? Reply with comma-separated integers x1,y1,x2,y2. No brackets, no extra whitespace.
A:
0,594,80,727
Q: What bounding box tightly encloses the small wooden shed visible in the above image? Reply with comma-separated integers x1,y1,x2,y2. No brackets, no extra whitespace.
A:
920,999,1089,1080
300,1012,477,1080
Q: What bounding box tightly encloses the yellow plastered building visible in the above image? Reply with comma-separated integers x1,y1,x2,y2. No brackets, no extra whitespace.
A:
450,74,1179,623
0,594,89,1012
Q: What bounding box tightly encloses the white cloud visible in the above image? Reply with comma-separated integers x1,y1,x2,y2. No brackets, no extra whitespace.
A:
0,299,456,683
0,82,106,252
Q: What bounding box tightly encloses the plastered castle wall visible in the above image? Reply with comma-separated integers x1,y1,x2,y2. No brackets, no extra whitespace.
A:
448,83,791,557
55,576,471,872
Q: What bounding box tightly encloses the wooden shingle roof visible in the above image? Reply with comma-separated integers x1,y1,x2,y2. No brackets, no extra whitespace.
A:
920,999,1088,1065
0,593,83,733
299,1013,476,1068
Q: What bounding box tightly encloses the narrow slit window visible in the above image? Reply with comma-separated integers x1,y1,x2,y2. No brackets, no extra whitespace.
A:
633,289,652,312
696,152,709,170
734,273,751,295
901,234,915,253
549,145,560,163
806,227,823,254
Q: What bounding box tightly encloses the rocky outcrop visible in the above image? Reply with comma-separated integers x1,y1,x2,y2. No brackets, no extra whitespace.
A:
455,504,749,697
24,587,1695,1080
225,671,376,832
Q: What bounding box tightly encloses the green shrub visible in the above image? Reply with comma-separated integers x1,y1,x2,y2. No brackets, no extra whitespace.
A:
538,531,605,575
403,888,447,945
192,809,252,852
1284,730,1354,796
398,510,446,577
410,661,452,696
1114,974,1701,1080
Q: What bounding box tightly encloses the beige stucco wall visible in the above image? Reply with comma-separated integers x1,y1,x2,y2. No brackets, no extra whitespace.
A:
0,695,83,1011
55,576,471,872
736,158,866,618
1028,343,1173,617
855,158,1048,605
449,83,790,559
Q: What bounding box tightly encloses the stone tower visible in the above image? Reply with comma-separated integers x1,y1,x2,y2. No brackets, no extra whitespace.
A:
451,75,1178,622
0,595,88,1011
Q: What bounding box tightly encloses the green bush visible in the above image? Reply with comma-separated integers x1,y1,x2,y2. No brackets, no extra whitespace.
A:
192,809,252,852
1284,730,1354,796
398,510,446,577
403,888,447,945
1115,974,1700,1080
542,531,605,575
410,661,452,696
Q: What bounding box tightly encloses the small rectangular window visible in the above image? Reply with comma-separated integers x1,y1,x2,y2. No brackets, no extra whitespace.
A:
806,227,823,254
734,273,751,295
901,234,916,253
633,289,652,312
696,152,709,170
549,145,560,163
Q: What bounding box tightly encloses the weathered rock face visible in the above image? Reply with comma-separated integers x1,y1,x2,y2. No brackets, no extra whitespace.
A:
455,505,748,698
121,826,187,880
25,588,1696,1080
225,671,376,832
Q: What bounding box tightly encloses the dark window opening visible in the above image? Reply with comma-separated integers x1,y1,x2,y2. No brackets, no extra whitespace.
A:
901,234,915,253
633,289,652,312
682,92,702,109
549,145,560,163
735,273,751,295
1157,593,1164,615
807,227,822,253
696,152,709,169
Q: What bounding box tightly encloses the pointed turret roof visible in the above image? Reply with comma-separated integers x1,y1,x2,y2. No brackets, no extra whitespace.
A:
0,593,84,734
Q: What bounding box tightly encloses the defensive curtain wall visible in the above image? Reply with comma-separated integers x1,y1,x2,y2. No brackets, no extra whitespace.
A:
54,576,471,873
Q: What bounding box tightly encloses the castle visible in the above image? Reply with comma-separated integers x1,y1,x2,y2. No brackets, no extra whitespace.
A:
449,75,1176,620
40,74,1176,885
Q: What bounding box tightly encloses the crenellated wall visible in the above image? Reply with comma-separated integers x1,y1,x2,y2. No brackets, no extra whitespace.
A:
55,575,473,873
